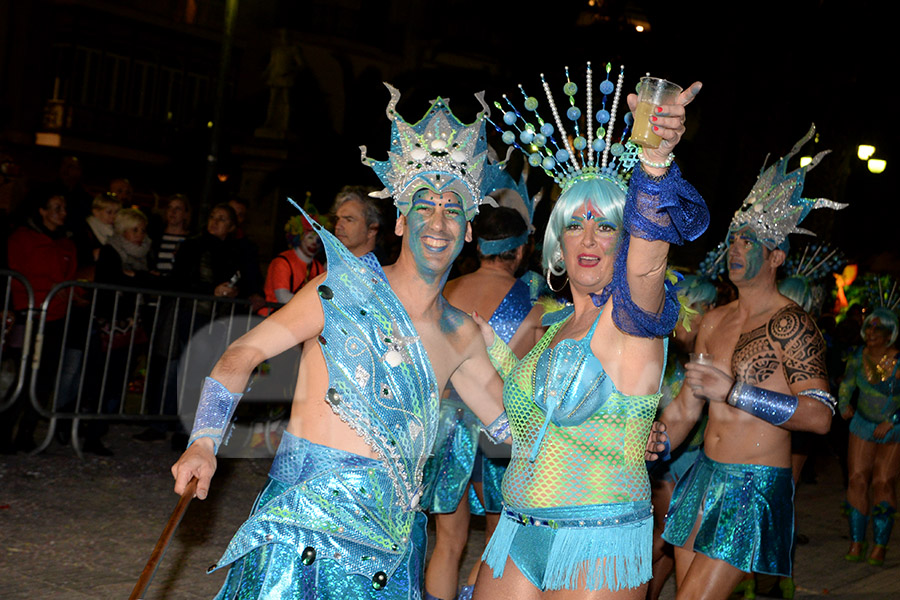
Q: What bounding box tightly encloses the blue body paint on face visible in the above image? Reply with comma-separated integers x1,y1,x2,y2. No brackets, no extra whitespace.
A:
727,229,766,281
404,189,469,286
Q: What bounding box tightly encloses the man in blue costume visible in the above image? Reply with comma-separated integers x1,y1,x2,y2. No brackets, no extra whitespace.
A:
171,84,511,600
660,126,843,599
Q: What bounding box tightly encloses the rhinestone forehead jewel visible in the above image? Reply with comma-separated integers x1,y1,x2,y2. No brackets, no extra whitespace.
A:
486,62,641,193
729,123,847,250
360,83,502,221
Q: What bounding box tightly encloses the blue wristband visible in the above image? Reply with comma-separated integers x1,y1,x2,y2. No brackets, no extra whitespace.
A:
188,377,243,454
483,411,511,444
727,381,797,426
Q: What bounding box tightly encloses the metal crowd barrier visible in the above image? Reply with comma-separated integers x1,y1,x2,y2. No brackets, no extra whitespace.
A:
28,280,296,458
0,270,34,414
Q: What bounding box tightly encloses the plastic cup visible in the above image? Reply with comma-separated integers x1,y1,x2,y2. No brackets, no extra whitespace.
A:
630,76,683,149
689,353,714,365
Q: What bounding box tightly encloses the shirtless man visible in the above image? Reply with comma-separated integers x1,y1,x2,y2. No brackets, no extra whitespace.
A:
659,126,843,599
171,85,509,599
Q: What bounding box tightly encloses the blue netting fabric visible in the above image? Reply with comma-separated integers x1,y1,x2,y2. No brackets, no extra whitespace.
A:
624,163,708,245
589,164,708,339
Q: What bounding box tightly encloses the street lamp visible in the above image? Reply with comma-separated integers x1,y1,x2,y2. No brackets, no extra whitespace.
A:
867,158,887,174
857,145,876,160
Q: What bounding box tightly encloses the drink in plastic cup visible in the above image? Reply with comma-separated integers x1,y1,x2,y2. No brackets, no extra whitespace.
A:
630,76,683,149
689,353,713,365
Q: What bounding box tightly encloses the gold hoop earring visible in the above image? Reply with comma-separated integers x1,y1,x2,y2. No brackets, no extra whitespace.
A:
547,270,568,293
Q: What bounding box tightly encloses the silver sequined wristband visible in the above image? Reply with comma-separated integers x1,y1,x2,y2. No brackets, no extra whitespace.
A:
187,377,243,454
727,381,798,426
483,411,511,444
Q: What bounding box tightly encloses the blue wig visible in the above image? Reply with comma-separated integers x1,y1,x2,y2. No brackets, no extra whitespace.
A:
542,178,625,275
862,307,899,347
778,275,814,314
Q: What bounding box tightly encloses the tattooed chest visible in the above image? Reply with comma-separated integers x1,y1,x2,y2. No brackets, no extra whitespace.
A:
732,324,781,385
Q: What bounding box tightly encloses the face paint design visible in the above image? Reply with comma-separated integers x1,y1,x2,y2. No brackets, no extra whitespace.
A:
402,189,470,285
727,228,766,282
561,202,620,291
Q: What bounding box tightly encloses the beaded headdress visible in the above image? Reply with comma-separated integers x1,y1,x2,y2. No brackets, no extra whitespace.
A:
697,242,728,281
778,242,846,315
729,124,846,250
361,83,499,221
487,62,640,193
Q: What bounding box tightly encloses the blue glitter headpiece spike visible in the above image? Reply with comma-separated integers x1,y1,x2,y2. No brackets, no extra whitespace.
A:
360,83,501,221
729,124,847,250
486,62,640,193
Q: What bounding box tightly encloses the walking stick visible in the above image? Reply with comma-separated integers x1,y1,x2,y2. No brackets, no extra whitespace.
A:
129,476,198,600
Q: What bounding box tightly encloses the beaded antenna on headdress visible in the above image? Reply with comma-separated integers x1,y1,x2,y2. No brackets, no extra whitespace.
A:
697,242,728,281
361,83,501,221
782,242,846,283
729,124,847,250
486,62,641,193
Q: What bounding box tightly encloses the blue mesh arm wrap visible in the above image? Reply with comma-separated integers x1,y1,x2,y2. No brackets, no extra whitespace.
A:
187,376,243,454
483,411,511,444
624,162,709,245
727,381,798,426
590,235,680,338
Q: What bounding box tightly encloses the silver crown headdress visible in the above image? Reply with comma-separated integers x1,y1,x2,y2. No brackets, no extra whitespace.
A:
729,124,847,250
487,62,641,193
361,83,499,221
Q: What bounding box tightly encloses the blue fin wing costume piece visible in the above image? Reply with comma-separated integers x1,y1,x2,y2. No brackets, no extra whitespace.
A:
211,206,440,589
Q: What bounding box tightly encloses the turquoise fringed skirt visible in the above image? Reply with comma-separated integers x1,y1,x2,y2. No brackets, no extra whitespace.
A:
481,501,653,591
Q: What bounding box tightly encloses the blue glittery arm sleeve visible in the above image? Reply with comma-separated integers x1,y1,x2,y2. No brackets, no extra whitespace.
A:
187,377,243,454
591,235,680,338
727,381,797,426
624,162,709,245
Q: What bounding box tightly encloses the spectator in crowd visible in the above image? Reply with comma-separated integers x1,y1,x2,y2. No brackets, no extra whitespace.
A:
151,194,192,278
95,208,155,287
227,196,265,308
263,214,325,306
109,178,134,206
331,185,382,259
172,203,243,297
2,188,76,453
75,193,121,278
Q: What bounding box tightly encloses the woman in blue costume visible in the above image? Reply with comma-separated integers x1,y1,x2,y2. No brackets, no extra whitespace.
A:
648,273,717,600
839,306,900,565
473,63,707,598
422,204,546,600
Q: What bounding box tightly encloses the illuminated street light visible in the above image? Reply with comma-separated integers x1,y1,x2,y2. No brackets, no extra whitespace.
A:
800,156,812,167
857,144,876,160
867,158,886,174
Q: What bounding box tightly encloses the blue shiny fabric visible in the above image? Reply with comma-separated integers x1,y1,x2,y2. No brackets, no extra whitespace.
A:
588,164,707,340
482,502,652,591
213,434,428,599
420,396,480,514
849,412,900,443
303,211,440,512
662,451,794,576
871,501,896,546
422,273,537,514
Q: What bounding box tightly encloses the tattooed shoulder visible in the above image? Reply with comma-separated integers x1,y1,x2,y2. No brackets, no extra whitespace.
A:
732,323,779,384
768,304,827,384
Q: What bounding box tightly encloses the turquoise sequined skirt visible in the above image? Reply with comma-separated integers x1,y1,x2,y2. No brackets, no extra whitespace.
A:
662,451,793,576
212,433,427,599
850,411,900,444
420,397,480,513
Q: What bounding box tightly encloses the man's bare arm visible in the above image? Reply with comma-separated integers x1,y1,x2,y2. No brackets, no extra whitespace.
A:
770,305,833,434
172,273,327,499
449,321,506,430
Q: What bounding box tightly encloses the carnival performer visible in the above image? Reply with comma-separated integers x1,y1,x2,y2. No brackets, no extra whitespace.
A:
170,84,512,599
839,278,900,566
471,62,707,598
660,125,843,600
423,197,546,600
262,196,327,307
648,270,719,600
